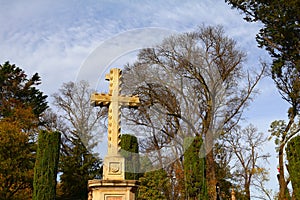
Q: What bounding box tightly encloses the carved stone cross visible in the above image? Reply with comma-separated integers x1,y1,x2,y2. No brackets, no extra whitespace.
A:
91,68,140,180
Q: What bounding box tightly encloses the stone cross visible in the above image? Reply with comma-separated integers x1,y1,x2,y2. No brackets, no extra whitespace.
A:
91,68,140,180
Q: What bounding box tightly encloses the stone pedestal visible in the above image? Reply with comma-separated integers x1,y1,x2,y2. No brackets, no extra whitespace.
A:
88,179,139,200
103,155,125,180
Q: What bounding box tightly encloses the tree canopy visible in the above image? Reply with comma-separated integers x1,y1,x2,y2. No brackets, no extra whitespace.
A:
0,107,37,199
0,62,48,118
123,25,264,200
225,0,300,117
226,1,300,198
0,62,47,200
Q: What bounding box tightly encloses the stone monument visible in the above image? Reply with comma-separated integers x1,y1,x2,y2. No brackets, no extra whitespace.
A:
88,68,140,200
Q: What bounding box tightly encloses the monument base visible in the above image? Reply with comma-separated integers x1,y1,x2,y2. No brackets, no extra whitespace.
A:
88,179,139,200
103,154,125,180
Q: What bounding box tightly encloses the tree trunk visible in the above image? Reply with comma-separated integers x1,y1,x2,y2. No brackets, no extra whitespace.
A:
244,182,251,200
206,142,217,200
278,144,290,200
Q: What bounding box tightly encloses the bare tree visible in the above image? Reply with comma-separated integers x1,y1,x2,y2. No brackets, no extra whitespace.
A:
225,124,271,200
51,81,106,199
123,25,265,199
52,80,106,151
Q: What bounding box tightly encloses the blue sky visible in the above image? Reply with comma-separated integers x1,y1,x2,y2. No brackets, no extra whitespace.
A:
0,0,290,196
1,0,270,94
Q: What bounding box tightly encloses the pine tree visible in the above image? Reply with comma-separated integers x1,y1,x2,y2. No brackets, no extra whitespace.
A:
58,136,102,200
33,130,61,200
0,61,48,118
225,1,300,198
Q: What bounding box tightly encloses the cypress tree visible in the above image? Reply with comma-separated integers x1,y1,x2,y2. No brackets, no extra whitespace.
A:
120,134,140,180
33,130,61,200
184,135,207,199
286,135,300,199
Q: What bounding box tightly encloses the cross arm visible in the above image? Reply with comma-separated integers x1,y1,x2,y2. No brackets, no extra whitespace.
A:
118,95,140,108
90,93,111,107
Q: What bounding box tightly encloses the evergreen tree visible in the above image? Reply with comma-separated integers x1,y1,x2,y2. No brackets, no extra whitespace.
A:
184,136,207,199
137,169,170,200
57,135,101,200
215,162,233,199
0,61,48,118
120,134,140,180
286,135,300,199
33,130,61,200
225,2,299,198
0,62,47,199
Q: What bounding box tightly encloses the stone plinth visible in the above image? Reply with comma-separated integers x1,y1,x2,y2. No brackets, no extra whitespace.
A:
88,179,139,200
103,155,125,180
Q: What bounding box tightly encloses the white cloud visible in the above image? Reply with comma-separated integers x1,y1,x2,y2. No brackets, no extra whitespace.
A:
0,0,281,128
0,0,279,123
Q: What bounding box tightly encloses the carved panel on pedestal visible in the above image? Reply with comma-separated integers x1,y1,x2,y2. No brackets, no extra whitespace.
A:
105,195,124,200
109,162,122,175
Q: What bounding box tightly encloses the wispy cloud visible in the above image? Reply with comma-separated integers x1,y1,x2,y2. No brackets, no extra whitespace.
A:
0,0,263,93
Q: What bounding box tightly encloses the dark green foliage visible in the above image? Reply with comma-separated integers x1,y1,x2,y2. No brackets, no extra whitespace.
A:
120,134,140,180
215,163,233,199
226,0,300,116
184,136,207,199
226,2,299,198
286,135,300,199
0,61,48,118
57,137,102,200
137,169,170,200
33,130,61,200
